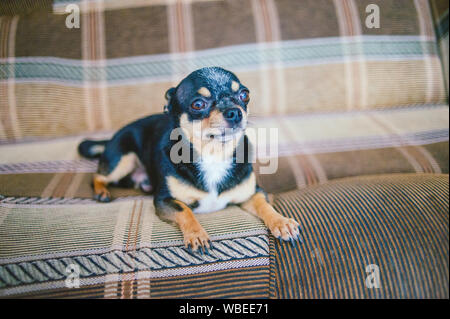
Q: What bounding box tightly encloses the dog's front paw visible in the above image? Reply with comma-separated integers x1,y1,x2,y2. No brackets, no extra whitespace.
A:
183,225,210,254
267,215,302,243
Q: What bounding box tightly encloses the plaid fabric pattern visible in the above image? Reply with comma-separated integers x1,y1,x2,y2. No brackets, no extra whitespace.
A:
0,0,449,299
0,200,270,298
0,0,448,141
0,104,448,195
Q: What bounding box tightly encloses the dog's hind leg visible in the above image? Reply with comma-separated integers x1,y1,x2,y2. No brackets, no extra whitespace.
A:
93,153,138,202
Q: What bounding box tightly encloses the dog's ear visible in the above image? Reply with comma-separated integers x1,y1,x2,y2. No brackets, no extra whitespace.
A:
164,87,176,113
165,87,176,101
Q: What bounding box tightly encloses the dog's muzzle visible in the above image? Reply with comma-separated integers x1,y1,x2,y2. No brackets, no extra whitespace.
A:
223,107,243,126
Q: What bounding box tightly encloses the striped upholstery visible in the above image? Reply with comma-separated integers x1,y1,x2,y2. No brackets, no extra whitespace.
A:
149,267,270,299
6,266,270,299
270,173,449,298
0,202,270,298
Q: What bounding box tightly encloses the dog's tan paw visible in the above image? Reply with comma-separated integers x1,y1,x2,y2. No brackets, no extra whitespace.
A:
183,226,210,254
267,215,302,243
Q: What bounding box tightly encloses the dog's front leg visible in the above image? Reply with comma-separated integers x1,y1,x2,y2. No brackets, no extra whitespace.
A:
156,198,210,253
242,192,302,243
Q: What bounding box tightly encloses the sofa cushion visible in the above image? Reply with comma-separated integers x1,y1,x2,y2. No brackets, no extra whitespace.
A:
0,104,448,196
0,0,448,142
0,200,270,298
1,173,447,298
270,173,449,298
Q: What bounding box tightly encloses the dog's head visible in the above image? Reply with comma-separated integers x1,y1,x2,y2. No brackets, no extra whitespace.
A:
165,67,250,144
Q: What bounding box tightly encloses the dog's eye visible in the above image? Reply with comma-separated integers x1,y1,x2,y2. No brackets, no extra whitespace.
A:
239,89,250,103
191,99,206,110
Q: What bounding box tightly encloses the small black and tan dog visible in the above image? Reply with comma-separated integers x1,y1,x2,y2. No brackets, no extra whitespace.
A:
78,67,301,252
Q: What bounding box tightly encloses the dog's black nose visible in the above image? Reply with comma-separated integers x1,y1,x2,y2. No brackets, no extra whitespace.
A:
223,108,243,125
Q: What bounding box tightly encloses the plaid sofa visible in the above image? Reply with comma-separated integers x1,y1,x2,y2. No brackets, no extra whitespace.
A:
0,0,448,298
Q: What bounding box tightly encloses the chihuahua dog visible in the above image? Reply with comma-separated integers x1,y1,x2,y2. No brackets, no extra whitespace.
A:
78,67,301,252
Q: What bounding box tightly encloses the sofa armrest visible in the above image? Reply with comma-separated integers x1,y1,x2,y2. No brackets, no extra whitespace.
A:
270,173,449,298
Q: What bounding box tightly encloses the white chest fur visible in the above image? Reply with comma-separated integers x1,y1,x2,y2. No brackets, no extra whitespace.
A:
194,157,231,213
166,163,256,214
